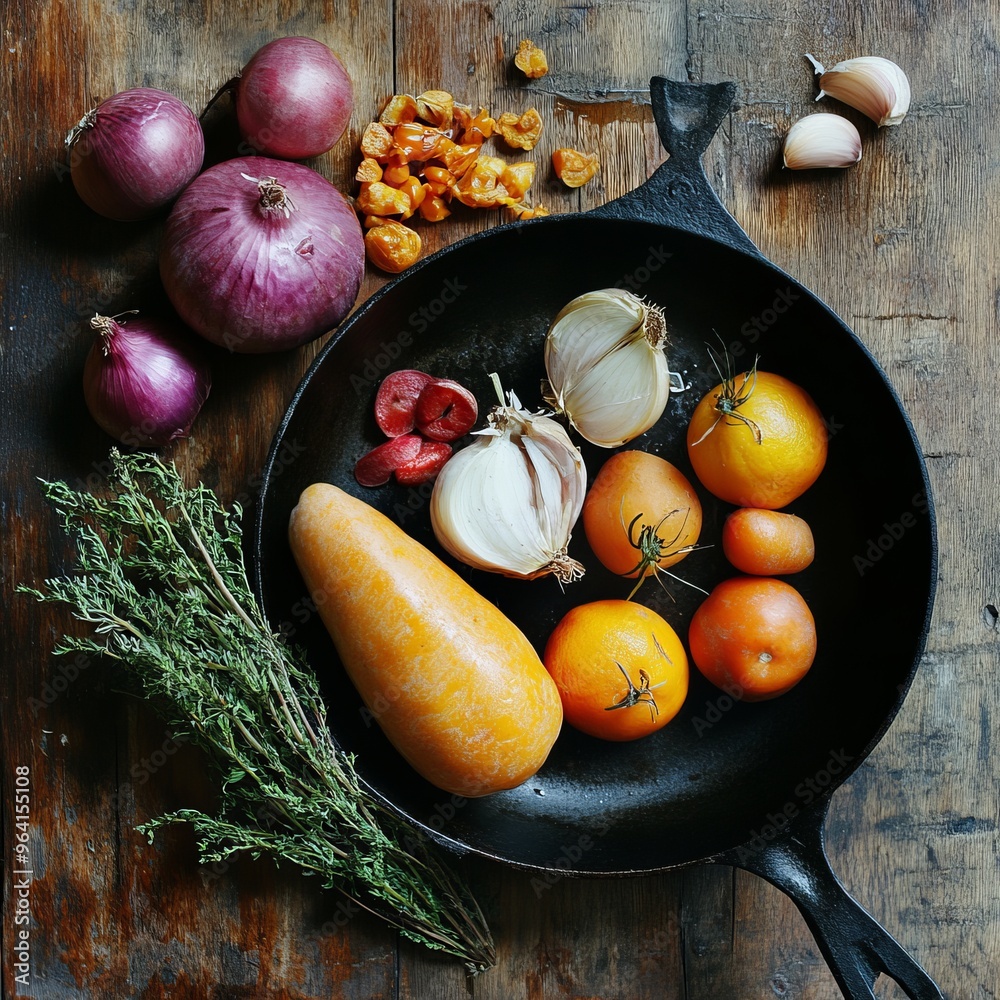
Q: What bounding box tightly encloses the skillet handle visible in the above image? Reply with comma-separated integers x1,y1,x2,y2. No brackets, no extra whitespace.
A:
725,801,942,1000
589,77,764,258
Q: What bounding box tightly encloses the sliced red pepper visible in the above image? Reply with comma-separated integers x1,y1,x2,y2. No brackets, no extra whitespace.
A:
374,369,437,438
394,440,453,486
414,379,478,442
354,434,422,487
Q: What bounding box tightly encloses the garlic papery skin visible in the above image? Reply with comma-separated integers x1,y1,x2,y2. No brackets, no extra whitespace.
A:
430,379,587,584
782,113,862,169
806,53,911,126
543,288,670,449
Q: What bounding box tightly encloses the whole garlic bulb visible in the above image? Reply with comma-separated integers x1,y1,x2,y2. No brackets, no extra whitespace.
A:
430,377,587,584
543,288,671,448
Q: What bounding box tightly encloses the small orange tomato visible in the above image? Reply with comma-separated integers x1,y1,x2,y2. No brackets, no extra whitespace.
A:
688,576,817,701
393,122,455,161
544,600,689,741
722,508,815,575
582,451,702,593
356,180,410,217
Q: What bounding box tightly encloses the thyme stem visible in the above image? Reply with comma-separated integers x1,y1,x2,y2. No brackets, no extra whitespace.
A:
20,449,495,973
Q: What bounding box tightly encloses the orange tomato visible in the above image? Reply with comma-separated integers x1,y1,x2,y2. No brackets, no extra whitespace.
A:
582,451,702,593
722,508,815,575
688,576,817,701
544,600,689,741
686,367,828,509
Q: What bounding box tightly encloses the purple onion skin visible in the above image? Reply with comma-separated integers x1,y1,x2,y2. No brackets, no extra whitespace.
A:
236,37,353,160
159,157,364,354
83,314,212,449
68,88,205,222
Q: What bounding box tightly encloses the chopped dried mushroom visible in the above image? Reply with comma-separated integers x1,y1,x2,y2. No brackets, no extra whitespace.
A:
552,147,600,188
365,220,422,273
496,108,543,150
354,90,547,270
514,39,549,79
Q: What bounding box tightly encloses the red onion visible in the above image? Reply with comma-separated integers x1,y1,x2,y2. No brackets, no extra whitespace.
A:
236,37,353,159
83,313,212,448
66,88,204,221
159,157,364,353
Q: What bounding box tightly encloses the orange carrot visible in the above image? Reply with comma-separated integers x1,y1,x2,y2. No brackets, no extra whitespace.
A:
288,483,563,797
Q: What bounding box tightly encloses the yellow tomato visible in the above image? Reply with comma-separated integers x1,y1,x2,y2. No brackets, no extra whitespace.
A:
686,369,828,509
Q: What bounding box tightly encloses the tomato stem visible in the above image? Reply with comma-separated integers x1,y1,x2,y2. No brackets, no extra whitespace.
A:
619,503,700,600
689,345,763,446
605,662,660,722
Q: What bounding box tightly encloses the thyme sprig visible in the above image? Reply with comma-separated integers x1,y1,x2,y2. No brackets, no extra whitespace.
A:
21,449,495,973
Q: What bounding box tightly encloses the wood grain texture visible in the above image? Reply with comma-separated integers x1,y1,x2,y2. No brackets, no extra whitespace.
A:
2,0,995,998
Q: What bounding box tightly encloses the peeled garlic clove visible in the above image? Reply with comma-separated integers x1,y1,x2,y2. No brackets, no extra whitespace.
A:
806,53,910,126
782,113,862,170
430,378,587,584
544,288,670,449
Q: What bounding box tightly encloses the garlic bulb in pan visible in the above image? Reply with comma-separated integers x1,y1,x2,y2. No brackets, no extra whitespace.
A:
430,376,587,584
543,288,671,448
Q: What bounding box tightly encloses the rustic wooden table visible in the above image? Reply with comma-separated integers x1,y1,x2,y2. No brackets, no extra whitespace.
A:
3,1,995,997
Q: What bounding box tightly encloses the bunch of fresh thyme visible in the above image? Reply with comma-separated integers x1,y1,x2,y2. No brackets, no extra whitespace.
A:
21,449,495,972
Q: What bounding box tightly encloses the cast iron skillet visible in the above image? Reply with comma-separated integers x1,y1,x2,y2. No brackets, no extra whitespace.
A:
252,79,941,999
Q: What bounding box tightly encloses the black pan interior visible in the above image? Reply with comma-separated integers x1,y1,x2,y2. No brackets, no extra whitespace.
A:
252,216,935,874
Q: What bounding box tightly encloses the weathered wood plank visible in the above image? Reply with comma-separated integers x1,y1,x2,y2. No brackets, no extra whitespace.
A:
692,0,999,996
3,1,399,997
